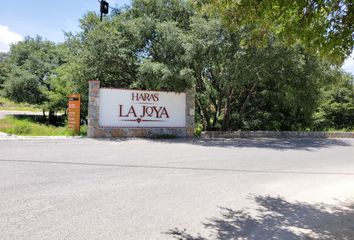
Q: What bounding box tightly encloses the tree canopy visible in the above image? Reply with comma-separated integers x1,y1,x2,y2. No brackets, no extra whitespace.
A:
195,0,354,64
0,36,69,119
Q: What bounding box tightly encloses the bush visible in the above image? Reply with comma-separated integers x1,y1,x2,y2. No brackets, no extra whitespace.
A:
313,74,354,131
0,116,80,136
13,124,31,134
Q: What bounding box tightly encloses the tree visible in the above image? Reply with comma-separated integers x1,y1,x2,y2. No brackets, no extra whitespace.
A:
187,15,324,131
0,52,9,87
59,0,352,131
62,0,197,117
1,36,68,120
40,43,73,115
314,71,354,130
2,67,41,104
195,0,354,64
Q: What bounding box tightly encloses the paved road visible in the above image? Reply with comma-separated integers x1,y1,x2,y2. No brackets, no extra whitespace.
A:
0,110,43,119
1,138,354,240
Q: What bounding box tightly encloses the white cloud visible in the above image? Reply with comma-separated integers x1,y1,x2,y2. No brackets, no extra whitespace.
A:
0,25,23,52
342,53,354,76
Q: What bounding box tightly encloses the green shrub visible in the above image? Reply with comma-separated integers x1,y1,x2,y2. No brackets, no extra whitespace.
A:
194,123,203,137
13,124,31,134
0,116,81,136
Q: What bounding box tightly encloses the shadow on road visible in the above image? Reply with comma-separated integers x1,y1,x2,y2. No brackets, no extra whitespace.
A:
179,138,352,151
166,195,354,240
96,138,353,151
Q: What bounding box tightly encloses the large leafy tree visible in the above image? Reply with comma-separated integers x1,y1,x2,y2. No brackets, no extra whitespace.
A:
189,16,324,131
62,0,196,116
195,0,354,64
40,44,74,114
61,0,351,131
314,70,354,130
1,36,68,119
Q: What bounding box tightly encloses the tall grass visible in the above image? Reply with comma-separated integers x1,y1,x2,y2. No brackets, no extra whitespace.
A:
0,97,42,112
0,116,86,136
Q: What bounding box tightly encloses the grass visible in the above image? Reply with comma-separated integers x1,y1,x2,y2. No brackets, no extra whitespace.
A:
0,116,87,136
0,97,42,112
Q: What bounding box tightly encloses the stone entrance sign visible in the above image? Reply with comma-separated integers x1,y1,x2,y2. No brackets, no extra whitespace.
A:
88,80,195,137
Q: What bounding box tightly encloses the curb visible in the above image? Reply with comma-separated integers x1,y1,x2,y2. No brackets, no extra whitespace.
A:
0,135,84,141
201,131,354,139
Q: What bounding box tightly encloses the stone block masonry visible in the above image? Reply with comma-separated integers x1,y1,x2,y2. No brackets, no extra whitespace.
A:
87,80,195,138
202,131,354,138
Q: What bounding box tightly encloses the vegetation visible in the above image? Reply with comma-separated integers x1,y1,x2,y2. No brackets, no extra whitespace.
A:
0,116,86,136
0,97,41,112
313,71,354,130
0,36,70,121
0,0,353,133
196,0,354,64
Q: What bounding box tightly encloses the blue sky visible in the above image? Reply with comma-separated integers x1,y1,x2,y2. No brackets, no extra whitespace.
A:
0,0,353,75
0,0,130,46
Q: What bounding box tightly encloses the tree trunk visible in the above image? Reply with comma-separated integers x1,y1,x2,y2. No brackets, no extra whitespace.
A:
42,110,46,122
236,74,260,129
196,98,207,131
48,110,55,124
221,89,233,131
213,94,223,128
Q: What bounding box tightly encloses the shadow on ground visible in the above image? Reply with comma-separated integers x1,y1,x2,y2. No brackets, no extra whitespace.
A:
95,138,353,151
176,138,352,151
11,114,66,126
166,195,354,240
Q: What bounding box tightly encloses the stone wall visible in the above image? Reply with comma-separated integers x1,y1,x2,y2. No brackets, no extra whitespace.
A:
202,131,354,138
87,80,100,138
87,80,195,138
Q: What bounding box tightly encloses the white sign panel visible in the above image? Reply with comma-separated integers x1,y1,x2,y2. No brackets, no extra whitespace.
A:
99,88,186,128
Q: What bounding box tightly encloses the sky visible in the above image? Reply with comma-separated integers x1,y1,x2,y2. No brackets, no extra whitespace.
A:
0,0,353,75
0,0,130,48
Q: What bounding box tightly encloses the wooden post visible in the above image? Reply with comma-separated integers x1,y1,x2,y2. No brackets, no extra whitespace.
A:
68,94,81,134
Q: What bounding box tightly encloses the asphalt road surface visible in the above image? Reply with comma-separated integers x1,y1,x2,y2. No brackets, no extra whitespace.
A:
1,137,354,240
0,110,43,120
